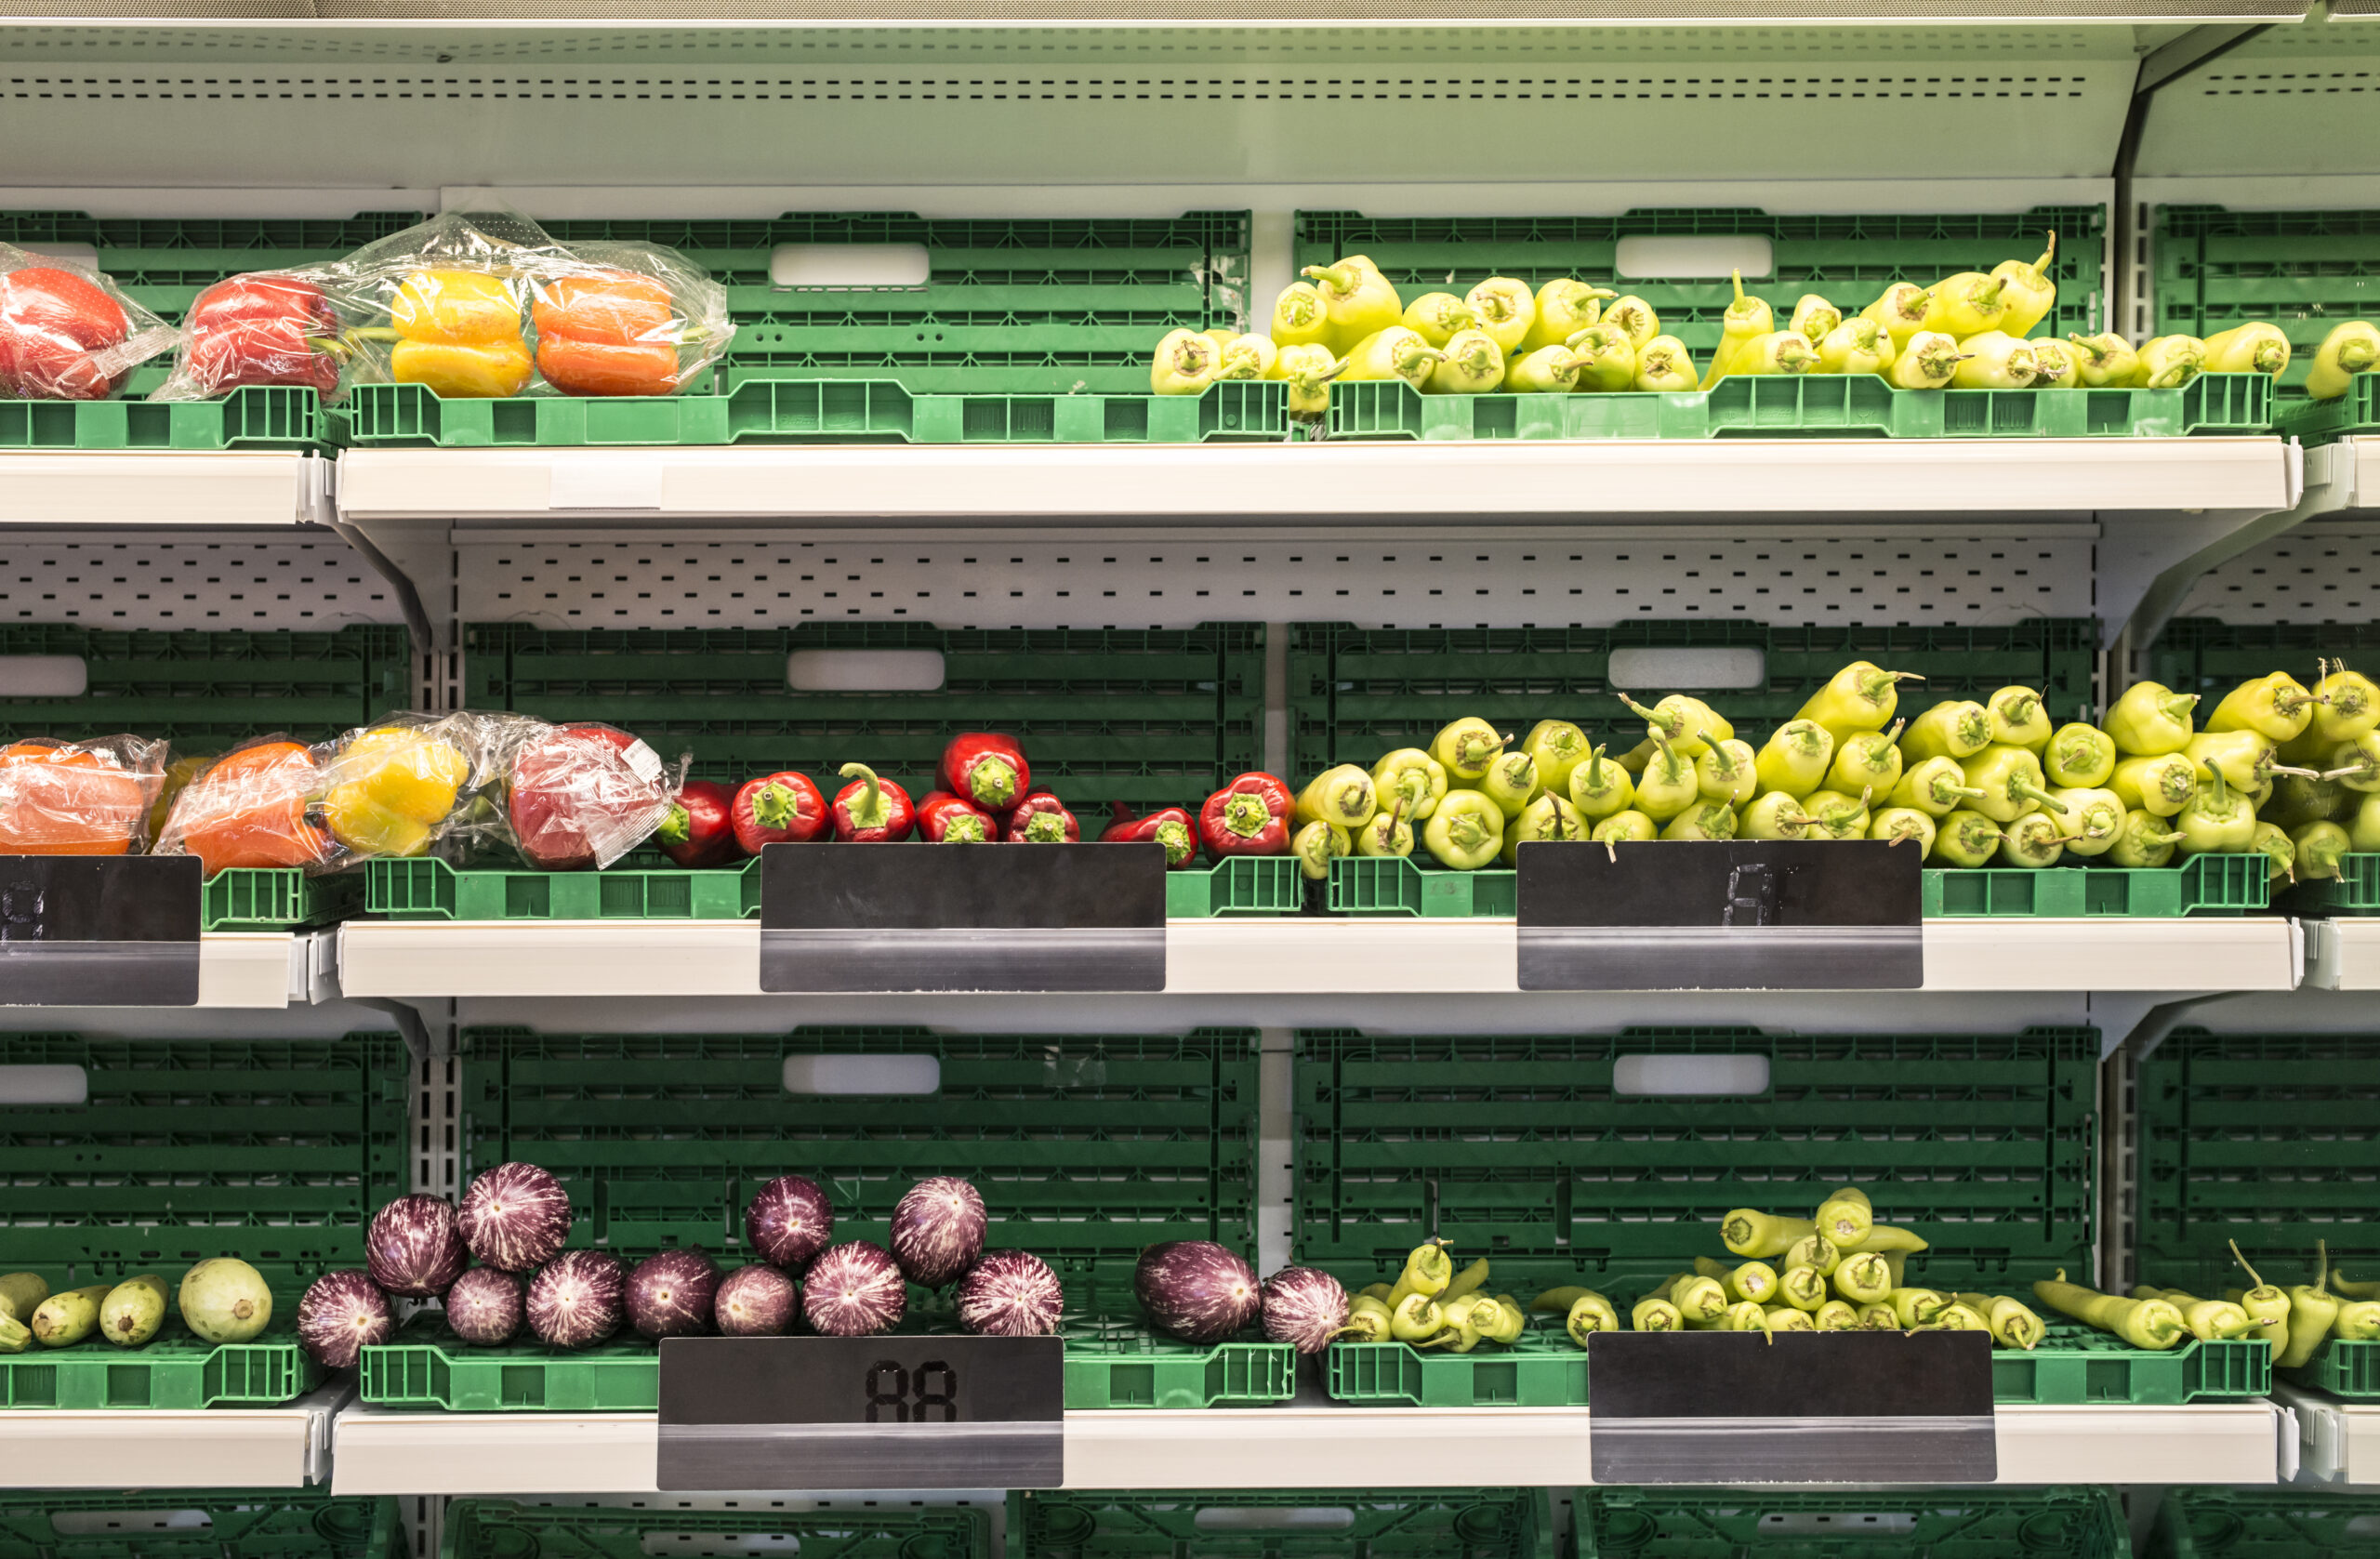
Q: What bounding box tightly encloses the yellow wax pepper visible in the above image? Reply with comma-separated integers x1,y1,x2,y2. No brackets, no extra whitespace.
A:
387,270,532,399
323,726,470,858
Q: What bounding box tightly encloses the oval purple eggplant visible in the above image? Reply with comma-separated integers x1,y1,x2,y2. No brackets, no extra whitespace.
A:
456,1161,572,1275
1258,1265,1349,1354
744,1174,835,1273
1134,1239,1261,1344
296,1270,390,1369
955,1249,1064,1337
628,1249,721,1340
800,1240,907,1337
525,1249,626,1349
714,1264,798,1337
444,1266,524,1346
365,1194,469,1299
891,1176,987,1288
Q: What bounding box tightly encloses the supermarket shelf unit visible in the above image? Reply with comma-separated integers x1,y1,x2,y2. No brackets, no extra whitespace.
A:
0,1381,348,1490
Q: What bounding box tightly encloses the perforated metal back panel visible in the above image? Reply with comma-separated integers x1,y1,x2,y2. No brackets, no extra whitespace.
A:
0,536,405,630
2167,518,2380,624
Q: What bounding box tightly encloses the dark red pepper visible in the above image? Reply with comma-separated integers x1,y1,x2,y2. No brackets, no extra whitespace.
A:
182,272,341,397
939,733,1029,813
1100,802,1198,868
832,762,915,842
1198,773,1293,859
1002,790,1079,844
732,770,826,854
655,779,739,866
918,790,997,844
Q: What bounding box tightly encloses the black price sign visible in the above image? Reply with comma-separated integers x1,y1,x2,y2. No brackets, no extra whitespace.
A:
758,841,1166,993
656,1334,1064,1490
1515,839,1923,990
0,856,202,1006
1587,1330,1995,1484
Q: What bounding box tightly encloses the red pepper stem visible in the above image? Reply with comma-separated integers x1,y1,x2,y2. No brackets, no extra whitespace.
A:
752,781,800,830
1221,792,1273,839
839,762,891,829
966,755,1019,810
656,803,692,845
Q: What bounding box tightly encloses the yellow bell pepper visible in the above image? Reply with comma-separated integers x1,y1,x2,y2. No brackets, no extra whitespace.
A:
324,726,469,857
388,270,532,399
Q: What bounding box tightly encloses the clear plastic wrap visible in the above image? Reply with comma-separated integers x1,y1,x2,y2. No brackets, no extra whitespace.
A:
318,711,524,865
0,244,178,402
149,269,351,403
504,721,676,870
0,735,168,855
152,736,340,876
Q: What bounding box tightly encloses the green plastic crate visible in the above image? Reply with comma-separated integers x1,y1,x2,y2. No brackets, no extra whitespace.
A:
339,379,1292,447
1330,857,1515,918
0,1033,407,1308
0,625,408,746
2137,1028,2380,1398
2286,853,2380,917
1576,1487,2128,1559
447,1501,990,1559
2156,205,2380,441
379,1025,1286,1409
1288,619,2097,787
1924,858,2269,917
1166,856,1305,917
0,1320,324,1410
1322,375,2272,443
470,621,1263,812
2147,616,2380,697
0,1489,402,1559
204,867,366,931
364,855,760,920
1012,1489,1553,1559
2149,1488,2380,1559
0,387,333,451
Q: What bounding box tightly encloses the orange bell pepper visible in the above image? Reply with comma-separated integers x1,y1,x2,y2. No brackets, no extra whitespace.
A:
533,271,681,396
0,741,152,855
161,742,335,874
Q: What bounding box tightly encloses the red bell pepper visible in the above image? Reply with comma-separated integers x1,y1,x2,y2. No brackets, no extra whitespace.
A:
939,733,1029,813
1101,802,1197,868
832,763,914,842
655,779,738,866
919,790,997,843
183,273,341,397
1003,791,1079,843
732,770,826,854
508,722,674,870
0,266,131,401
1199,773,1293,859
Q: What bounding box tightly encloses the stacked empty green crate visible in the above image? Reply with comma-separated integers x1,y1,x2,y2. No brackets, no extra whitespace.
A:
0,624,406,930
1283,617,2198,916
1295,1025,2264,1406
1574,1487,2128,1559
0,1490,403,1559
340,211,1270,446
358,1025,1288,1410
0,210,421,448
2148,1489,2380,1558
1012,1490,1552,1559
0,1033,406,1407
2155,205,2380,443
2136,1029,2380,1397
389,620,1290,918
448,1501,990,1559
1297,206,2264,440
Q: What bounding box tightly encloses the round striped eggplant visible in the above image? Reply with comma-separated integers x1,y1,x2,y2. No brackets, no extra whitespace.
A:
525,1250,625,1349
744,1174,835,1273
1258,1266,1349,1354
954,1250,1064,1337
365,1194,468,1299
444,1266,524,1346
456,1162,572,1274
1134,1240,1260,1344
295,1270,390,1369
891,1176,986,1288
628,1249,721,1340
801,1240,906,1337
715,1264,798,1337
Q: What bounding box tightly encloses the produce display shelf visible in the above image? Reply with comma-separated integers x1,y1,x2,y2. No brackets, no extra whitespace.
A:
1924,858,2269,918
0,387,333,452
1168,855,1304,917
1012,1487,1552,1559
1288,617,2096,786
469,620,1263,812
0,1487,400,1558
448,1500,991,1559
1575,1486,2127,1559
2280,376,2380,446
1322,1317,2267,1408
0,1320,324,1410
2287,1337,2380,1401
2148,1487,2380,1558
1330,856,1515,918
205,866,364,932
2282,853,2380,917
0,1032,407,1302
1324,374,2274,443
0,623,409,746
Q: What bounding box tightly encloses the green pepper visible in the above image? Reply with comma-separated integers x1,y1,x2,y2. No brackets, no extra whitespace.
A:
1998,812,2072,868
2253,821,2297,885
1782,1233,1842,1278
2112,752,2198,817
1478,750,1540,821
1868,806,1936,854
1521,720,1591,799
1753,720,1835,799
2106,681,2200,756
1823,720,1904,799
1429,718,1506,786
2314,659,2380,745
2109,808,2187,867
1294,764,1378,830
1832,1252,1893,1306
1765,1305,1818,1333
1887,1288,1950,1328
1987,686,2053,752
2176,767,2256,855
2294,819,2350,881
1661,800,1738,841
1567,744,1635,820
1422,788,1504,869
2208,672,2319,743
1355,799,1415,859
1902,700,1993,763
2047,786,2123,857
2280,1242,2344,1370
1885,755,1988,817
1291,819,1350,881
1387,1291,1444,1342
2265,773,2347,829
1959,744,2066,825
1813,1301,1860,1332
1739,790,1815,840
2186,729,2303,792
1500,792,1585,864
1927,808,2003,868
1620,694,1730,760
2354,792,2380,852
1633,735,1700,823
1371,747,1449,822
2043,722,2117,787
1591,810,1657,846
1696,734,1758,805
1793,661,1923,747
2330,733,2380,793
1801,787,1871,841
